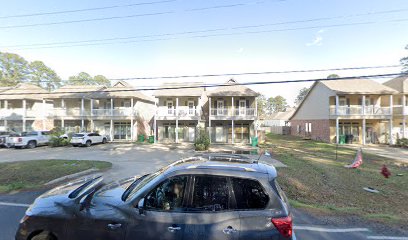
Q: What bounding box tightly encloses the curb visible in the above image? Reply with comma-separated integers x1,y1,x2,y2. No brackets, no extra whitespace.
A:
44,168,100,186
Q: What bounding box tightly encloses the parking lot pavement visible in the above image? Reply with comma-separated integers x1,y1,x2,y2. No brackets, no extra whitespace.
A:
0,143,195,180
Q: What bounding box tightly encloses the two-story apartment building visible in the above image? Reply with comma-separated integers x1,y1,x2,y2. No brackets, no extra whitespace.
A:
48,81,155,141
206,79,259,144
0,83,53,132
153,82,206,143
289,78,405,145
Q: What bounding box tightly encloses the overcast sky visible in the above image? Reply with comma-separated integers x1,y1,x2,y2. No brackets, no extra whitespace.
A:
1,0,407,105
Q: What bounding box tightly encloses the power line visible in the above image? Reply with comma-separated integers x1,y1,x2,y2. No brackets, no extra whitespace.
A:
0,3,406,30
3,11,408,50
0,0,176,19
0,73,404,96
18,64,402,83
6,19,408,51
0,1,279,29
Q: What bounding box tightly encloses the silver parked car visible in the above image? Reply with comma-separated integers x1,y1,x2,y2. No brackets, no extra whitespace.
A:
16,154,295,240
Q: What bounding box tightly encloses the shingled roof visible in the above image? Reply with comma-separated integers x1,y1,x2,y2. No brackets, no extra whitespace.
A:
153,82,205,97
383,75,408,93
320,79,398,94
206,79,259,97
0,83,48,100
89,81,155,103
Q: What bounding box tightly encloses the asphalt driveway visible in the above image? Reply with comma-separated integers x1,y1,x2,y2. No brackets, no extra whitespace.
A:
0,143,194,180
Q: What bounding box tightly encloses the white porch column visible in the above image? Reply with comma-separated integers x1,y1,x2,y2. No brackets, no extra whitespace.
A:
255,96,258,117
335,95,339,115
403,95,407,138
42,99,46,130
231,120,234,144
335,117,339,144
130,98,134,141
61,99,65,108
362,119,366,145
4,100,8,109
22,99,26,132
231,97,234,116
110,119,113,142
389,95,393,145
81,98,85,130
90,99,94,131
362,95,366,115
61,119,64,129
110,98,113,116
209,97,212,143
154,100,157,143
175,97,179,143
4,120,7,130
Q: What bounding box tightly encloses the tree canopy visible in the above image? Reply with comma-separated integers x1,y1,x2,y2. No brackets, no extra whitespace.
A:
295,87,310,106
401,44,408,73
327,74,340,79
0,52,61,91
67,72,111,86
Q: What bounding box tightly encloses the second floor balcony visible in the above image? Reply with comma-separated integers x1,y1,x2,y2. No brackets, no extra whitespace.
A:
156,106,200,118
210,107,256,118
329,105,392,117
52,107,136,118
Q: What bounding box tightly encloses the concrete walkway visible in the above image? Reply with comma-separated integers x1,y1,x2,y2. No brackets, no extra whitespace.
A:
345,144,408,163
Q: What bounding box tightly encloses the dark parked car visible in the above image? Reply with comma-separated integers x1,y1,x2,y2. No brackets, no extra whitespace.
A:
16,154,295,240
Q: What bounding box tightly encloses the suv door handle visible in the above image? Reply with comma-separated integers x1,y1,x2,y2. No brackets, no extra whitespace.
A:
168,226,181,233
107,223,122,230
223,226,237,235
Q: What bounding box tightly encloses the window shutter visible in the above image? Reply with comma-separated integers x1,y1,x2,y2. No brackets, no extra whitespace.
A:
185,101,187,105
246,100,249,108
346,98,350,106
235,100,239,108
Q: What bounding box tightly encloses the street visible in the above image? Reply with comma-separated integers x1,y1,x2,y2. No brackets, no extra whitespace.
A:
1,191,406,240
0,144,406,240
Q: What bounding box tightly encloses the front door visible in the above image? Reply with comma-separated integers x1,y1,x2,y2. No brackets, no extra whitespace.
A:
216,126,224,142
188,101,195,115
167,101,174,115
239,100,246,116
188,127,195,142
126,176,189,240
217,101,224,115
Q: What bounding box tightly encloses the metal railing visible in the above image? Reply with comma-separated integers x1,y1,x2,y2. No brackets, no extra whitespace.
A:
393,106,408,115
330,105,391,116
210,107,256,117
156,106,199,117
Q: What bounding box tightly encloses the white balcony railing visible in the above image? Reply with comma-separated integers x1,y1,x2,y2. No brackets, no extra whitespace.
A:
91,108,136,116
393,106,408,115
210,107,256,117
330,106,391,116
157,106,199,117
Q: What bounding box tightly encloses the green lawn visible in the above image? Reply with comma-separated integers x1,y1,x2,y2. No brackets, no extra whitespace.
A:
260,134,408,226
0,160,112,193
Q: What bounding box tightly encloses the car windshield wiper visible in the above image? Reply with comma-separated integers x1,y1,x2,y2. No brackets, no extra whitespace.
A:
121,174,149,202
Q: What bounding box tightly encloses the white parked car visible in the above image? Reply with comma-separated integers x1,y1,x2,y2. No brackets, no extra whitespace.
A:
13,131,51,149
70,132,108,147
0,131,18,148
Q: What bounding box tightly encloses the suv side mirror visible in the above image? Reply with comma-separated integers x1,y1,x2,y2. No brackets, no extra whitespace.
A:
138,198,145,215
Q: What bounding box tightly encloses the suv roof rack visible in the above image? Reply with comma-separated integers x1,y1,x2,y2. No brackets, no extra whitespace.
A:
194,153,258,164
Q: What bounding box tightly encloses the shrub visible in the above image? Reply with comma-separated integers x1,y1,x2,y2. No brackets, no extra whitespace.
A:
194,127,210,151
49,127,70,147
396,138,408,148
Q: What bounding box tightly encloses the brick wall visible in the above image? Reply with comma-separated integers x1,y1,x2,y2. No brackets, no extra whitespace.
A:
290,119,331,142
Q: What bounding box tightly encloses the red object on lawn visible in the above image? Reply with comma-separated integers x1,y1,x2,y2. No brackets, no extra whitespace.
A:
344,148,363,168
381,165,391,178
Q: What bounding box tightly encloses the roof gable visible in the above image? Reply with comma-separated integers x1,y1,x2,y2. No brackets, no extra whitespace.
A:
383,75,408,93
207,79,259,97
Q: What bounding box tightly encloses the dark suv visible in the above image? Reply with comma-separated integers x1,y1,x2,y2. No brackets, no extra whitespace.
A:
16,154,295,240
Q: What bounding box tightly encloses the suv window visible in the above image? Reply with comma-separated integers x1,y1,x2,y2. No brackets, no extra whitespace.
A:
191,176,230,211
232,178,269,210
145,176,187,211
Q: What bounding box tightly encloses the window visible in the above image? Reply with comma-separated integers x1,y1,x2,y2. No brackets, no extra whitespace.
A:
232,178,269,210
167,101,174,115
188,101,194,115
145,176,187,211
191,176,230,211
305,122,312,133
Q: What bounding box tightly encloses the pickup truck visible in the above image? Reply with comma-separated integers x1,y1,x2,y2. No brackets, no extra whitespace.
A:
0,131,18,148
13,131,51,149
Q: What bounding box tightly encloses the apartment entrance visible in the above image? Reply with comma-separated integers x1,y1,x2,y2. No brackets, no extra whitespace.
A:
114,122,131,140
